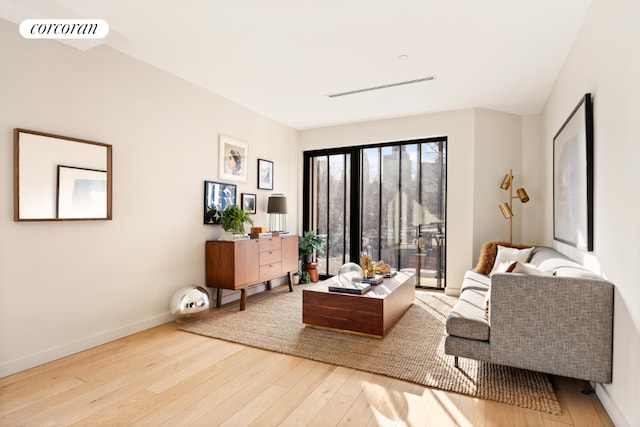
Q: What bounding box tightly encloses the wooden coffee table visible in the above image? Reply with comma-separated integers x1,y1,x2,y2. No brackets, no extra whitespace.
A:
302,271,415,337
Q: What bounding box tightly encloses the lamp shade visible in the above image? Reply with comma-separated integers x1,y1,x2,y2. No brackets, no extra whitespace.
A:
267,194,287,214
500,173,511,190
516,187,530,203
499,202,514,219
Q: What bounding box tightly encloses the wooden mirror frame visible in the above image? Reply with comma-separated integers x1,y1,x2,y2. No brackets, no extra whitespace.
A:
14,128,112,221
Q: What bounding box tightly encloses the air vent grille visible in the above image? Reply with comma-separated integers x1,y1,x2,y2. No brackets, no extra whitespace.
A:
328,75,436,98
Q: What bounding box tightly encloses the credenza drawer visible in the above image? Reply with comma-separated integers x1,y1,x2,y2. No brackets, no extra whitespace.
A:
260,249,281,266
260,262,282,280
258,237,280,252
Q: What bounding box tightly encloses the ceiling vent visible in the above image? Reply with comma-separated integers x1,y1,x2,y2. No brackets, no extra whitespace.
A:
327,75,436,98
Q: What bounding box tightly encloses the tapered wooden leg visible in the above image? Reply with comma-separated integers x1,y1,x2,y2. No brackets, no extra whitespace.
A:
288,271,294,292
239,288,247,311
454,356,459,368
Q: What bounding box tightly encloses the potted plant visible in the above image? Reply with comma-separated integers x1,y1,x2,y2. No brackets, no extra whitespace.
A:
299,270,311,284
298,231,326,282
292,270,301,285
220,205,254,236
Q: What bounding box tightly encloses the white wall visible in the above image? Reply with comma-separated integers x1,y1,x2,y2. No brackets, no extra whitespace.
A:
0,19,298,377
541,0,639,425
299,108,522,295
521,114,545,245
472,109,523,260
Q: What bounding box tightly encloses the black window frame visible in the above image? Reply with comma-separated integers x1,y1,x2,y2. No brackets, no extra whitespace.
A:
303,136,447,287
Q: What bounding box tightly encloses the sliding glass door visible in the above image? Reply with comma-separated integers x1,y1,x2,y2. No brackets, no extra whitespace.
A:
305,152,353,277
303,137,446,288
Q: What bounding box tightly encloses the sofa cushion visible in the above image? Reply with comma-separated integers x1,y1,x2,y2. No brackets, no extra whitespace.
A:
528,246,603,280
446,288,490,341
489,245,534,276
446,270,490,341
510,261,555,276
459,269,490,292
474,240,533,275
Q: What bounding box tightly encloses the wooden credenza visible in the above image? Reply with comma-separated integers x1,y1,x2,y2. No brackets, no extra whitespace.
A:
205,234,298,310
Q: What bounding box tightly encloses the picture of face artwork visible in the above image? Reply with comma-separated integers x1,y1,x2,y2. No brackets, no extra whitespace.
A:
219,135,248,182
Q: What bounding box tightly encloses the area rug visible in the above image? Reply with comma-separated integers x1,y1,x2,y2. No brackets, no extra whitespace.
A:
180,285,561,414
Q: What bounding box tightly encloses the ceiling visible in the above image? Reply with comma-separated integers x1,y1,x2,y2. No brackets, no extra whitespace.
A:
1,0,592,130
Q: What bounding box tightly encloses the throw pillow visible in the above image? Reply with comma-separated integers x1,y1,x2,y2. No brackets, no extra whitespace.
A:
488,245,534,276
474,240,533,276
483,290,490,318
510,261,555,276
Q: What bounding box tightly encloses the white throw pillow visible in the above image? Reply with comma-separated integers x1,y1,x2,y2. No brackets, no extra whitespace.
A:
489,245,534,276
511,261,555,276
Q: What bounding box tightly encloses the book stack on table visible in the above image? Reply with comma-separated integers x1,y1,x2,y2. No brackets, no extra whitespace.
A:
328,282,371,295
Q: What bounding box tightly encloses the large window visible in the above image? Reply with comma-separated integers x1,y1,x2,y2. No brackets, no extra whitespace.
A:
303,137,446,288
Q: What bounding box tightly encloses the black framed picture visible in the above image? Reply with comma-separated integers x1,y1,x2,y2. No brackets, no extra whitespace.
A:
241,193,256,214
204,181,236,224
553,93,594,251
257,158,273,190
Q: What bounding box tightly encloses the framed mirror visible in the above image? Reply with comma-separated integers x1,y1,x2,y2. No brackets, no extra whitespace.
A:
14,128,112,221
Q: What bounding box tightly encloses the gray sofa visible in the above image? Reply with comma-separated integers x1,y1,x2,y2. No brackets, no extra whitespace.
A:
444,245,614,384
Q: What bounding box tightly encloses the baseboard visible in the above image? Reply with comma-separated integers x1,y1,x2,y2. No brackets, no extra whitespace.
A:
0,312,173,378
2,280,290,378
596,383,629,427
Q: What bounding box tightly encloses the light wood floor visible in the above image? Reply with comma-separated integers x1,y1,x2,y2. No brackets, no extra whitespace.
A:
0,322,614,427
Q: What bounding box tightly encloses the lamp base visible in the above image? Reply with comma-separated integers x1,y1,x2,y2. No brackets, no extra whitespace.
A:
268,214,287,233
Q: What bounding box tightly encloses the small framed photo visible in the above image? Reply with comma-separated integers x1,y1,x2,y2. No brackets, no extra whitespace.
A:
241,193,257,214
204,181,237,224
257,158,273,190
219,134,248,183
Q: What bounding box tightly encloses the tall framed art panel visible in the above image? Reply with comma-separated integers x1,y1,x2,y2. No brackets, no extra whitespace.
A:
553,93,594,251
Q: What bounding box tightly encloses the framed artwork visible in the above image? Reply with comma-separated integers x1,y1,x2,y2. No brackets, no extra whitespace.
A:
241,193,257,214
204,181,237,224
257,158,273,190
56,165,107,219
553,93,594,251
219,134,248,182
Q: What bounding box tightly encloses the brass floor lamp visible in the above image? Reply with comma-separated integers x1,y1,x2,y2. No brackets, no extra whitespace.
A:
499,169,529,243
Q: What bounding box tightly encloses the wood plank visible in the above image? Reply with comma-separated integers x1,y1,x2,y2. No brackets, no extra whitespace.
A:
248,361,335,426
0,323,616,427
151,349,284,427
555,376,611,427
373,378,414,424
484,399,516,427
188,352,298,426
14,339,217,426
340,374,395,427
456,394,486,427
128,345,263,426
423,389,460,427
278,366,353,426
399,384,437,427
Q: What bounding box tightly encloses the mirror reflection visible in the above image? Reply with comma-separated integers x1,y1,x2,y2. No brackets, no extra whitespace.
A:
14,128,112,221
